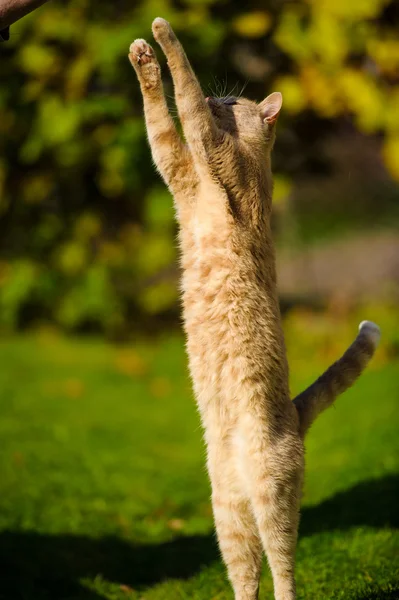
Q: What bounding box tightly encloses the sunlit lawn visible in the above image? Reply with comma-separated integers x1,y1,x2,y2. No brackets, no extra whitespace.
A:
0,311,398,599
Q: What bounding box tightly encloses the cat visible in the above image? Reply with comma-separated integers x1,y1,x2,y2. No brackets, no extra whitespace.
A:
128,18,381,600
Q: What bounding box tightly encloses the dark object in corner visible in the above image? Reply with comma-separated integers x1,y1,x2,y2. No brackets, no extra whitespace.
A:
0,26,10,41
0,0,49,38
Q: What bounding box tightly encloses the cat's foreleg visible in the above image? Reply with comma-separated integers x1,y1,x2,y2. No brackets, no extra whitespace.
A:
151,18,220,156
208,449,263,600
129,39,194,197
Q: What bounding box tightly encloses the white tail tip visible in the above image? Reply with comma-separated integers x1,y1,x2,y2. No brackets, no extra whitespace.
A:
359,320,381,347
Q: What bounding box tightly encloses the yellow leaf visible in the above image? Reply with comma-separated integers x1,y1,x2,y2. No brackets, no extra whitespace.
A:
233,12,272,38
368,38,399,77
309,12,348,66
308,0,388,19
302,65,341,117
338,69,383,132
274,8,311,62
274,76,306,114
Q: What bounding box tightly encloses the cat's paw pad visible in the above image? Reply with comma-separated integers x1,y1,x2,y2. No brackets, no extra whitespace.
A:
152,17,175,44
129,39,155,66
128,39,160,88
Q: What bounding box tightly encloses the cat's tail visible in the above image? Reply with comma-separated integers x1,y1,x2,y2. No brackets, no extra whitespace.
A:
293,321,380,438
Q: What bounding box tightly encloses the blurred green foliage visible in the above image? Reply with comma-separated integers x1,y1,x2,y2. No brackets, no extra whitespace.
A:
0,0,398,334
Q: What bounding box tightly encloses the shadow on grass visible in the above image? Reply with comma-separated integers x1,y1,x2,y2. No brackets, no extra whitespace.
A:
0,474,397,600
0,532,220,600
300,472,399,536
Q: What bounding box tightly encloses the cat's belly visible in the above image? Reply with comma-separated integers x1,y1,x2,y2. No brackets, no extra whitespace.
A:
184,295,231,411
183,266,289,419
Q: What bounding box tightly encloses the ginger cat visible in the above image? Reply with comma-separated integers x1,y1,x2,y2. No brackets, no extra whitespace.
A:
128,18,380,600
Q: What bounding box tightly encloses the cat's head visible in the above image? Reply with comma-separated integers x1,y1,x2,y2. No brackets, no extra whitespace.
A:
205,92,282,146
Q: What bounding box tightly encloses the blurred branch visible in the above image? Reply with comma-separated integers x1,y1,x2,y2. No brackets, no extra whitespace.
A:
0,0,48,29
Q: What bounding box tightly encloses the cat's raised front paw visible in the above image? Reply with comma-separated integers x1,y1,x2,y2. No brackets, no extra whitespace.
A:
152,17,175,46
128,39,160,88
129,39,155,66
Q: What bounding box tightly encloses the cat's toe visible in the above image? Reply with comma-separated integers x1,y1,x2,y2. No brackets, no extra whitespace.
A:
129,39,154,66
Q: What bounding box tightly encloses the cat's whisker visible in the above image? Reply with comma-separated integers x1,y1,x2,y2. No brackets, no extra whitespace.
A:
225,81,240,101
213,75,224,98
224,71,230,97
205,82,216,98
220,80,227,98
237,79,249,99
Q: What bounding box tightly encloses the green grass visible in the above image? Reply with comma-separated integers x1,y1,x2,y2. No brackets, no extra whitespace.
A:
0,323,398,600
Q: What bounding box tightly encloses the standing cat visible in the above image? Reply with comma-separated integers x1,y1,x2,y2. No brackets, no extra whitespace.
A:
128,18,380,600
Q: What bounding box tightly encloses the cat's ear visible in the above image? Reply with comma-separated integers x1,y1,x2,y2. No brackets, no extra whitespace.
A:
259,92,283,124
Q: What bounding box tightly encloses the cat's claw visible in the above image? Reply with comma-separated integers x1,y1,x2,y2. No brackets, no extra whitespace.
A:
129,39,154,66
128,39,161,88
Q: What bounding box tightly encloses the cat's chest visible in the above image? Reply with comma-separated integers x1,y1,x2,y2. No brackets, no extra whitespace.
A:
181,180,251,334
191,188,231,252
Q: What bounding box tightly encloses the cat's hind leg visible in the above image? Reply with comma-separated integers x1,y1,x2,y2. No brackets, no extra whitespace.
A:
244,434,303,599
253,468,301,600
208,445,263,600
